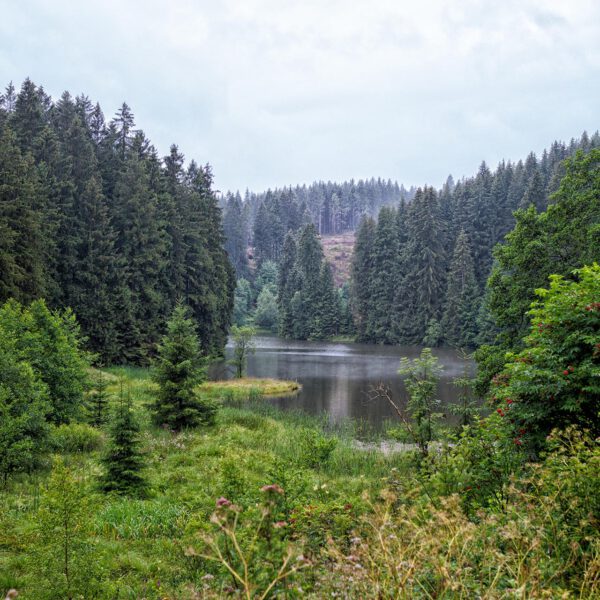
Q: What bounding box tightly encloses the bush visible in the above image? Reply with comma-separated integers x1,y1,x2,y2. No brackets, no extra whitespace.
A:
50,423,105,453
0,299,89,424
490,264,600,450
298,428,338,469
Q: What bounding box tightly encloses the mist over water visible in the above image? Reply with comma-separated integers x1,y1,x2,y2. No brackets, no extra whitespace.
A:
218,336,473,429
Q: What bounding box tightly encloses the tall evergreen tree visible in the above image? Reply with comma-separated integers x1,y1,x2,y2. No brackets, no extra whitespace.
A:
441,230,479,347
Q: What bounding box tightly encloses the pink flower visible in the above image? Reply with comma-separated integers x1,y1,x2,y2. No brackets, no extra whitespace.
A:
273,521,287,528
216,497,232,508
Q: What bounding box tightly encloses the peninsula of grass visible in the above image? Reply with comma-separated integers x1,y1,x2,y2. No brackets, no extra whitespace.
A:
198,377,301,398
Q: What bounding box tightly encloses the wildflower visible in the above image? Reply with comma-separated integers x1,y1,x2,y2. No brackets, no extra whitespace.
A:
563,370,569,376
506,398,513,405
497,408,505,417
216,496,231,508
273,521,287,528
261,483,284,494
514,438,523,446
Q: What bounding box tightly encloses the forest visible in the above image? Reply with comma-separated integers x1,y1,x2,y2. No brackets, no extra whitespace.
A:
0,77,599,599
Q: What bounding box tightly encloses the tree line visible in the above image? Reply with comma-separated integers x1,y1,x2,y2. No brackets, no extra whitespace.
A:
0,79,234,364
350,132,600,348
222,178,414,278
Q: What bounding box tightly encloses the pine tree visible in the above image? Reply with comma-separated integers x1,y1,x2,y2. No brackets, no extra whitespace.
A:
99,391,147,496
223,192,249,278
398,187,446,343
86,373,111,427
0,126,46,303
277,232,299,337
350,217,376,342
315,262,340,339
370,206,398,343
441,230,479,347
152,305,215,430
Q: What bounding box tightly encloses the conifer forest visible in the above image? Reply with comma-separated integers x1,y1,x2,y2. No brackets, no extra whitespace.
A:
1,3,600,597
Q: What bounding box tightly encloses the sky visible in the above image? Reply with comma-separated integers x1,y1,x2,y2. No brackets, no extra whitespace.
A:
1,0,599,193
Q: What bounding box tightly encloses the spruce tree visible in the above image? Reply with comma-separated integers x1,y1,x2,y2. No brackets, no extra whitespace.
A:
277,232,299,337
441,230,479,347
99,392,147,496
370,206,398,343
350,217,376,342
152,304,215,430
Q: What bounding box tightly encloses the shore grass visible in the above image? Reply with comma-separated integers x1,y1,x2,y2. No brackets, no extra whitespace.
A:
198,377,301,397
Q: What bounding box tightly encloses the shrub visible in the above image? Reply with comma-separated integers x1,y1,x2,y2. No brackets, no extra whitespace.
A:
0,334,49,484
491,264,600,450
0,299,89,424
50,423,105,453
298,428,338,469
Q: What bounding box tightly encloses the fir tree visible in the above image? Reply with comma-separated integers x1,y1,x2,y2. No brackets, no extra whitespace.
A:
152,304,215,429
99,390,147,496
441,230,479,347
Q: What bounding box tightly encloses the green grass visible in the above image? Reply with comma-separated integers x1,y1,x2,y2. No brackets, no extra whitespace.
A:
2,369,596,599
0,368,407,598
198,377,301,397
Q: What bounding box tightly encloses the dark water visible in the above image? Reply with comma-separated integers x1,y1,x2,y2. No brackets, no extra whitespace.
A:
215,336,473,429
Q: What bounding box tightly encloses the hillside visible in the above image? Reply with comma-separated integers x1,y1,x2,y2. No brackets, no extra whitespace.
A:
321,232,355,286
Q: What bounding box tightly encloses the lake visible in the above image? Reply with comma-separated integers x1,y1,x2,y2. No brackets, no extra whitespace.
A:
217,336,473,429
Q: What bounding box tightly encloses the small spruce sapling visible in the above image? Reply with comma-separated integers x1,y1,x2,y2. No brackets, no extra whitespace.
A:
152,304,216,429
99,382,147,496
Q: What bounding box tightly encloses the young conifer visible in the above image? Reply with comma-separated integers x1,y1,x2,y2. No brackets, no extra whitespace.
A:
152,304,216,429
99,383,147,496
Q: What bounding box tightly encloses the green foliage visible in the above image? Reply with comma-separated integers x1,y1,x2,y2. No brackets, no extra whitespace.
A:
398,348,443,458
86,371,111,427
490,264,600,450
253,287,279,331
29,458,100,598
0,334,49,484
298,428,338,469
232,277,253,326
277,224,342,340
50,422,105,453
0,78,234,365
486,148,600,346
0,298,88,424
152,304,216,429
99,396,148,496
230,325,257,379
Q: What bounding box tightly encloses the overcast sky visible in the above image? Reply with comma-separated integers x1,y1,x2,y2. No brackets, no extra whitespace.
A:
1,0,599,193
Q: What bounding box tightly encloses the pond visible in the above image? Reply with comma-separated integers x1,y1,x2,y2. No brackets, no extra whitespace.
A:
216,336,474,430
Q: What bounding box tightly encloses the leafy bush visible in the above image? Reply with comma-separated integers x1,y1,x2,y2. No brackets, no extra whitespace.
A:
491,264,600,450
298,428,338,469
0,299,89,424
50,423,105,453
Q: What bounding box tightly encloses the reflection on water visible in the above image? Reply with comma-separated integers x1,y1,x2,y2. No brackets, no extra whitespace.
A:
215,336,473,429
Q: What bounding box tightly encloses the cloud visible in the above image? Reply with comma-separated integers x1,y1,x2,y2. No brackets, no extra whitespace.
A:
1,0,599,191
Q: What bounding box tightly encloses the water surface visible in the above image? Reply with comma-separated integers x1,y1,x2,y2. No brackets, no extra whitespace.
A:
217,336,473,429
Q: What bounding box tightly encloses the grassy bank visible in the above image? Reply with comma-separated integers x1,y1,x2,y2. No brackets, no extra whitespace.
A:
198,377,301,398
1,369,598,599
